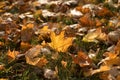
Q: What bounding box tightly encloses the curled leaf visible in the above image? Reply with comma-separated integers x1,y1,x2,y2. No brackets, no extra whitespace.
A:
72,51,92,67
82,28,101,42
25,45,48,68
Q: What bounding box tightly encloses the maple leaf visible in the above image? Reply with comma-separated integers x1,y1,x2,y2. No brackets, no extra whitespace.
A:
7,49,19,62
48,31,73,52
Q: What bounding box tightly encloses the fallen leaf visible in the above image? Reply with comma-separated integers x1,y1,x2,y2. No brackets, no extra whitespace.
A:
7,49,20,62
99,72,109,80
117,75,120,80
25,45,48,68
0,41,4,46
76,6,90,14
79,14,95,27
36,56,48,68
61,60,67,68
0,78,8,80
95,7,113,17
25,45,41,65
21,23,34,42
0,65,5,70
48,31,73,52
21,23,34,30
20,42,32,51
114,39,120,53
0,2,6,9
82,28,101,42
40,26,51,34
72,51,92,67
91,65,110,75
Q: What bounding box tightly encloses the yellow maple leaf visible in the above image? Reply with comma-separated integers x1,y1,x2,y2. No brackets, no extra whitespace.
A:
48,31,73,52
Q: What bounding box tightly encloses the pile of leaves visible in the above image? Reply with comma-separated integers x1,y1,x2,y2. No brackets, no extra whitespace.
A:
0,0,120,80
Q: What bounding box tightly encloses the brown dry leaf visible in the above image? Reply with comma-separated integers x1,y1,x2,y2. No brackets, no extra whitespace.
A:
36,56,48,68
20,42,32,51
0,42,4,46
117,75,120,80
25,45,48,68
25,45,41,65
0,65,5,70
48,31,73,52
7,49,20,62
95,19,102,27
99,72,109,80
114,40,120,53
96,7,113,17
79,14,95,27
0,2,6,9
76,6,90,14
0,2,6,13
21,23,34,42
72,51,92,67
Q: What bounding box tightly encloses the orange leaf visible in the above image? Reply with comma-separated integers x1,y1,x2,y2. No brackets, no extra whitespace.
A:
79,14,95,27
36,57,48,68
91,65,110,75
7,49,19,62
76,6,90,14
0,65,5,70
102,52,120,66
72,51,92,67
99,72,109,80
96,7,113,17
20,42,32,51
0,41,4,46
